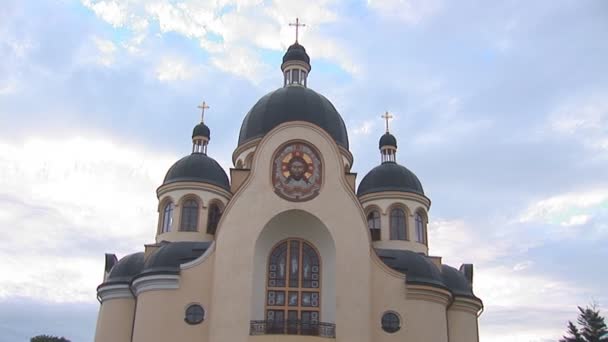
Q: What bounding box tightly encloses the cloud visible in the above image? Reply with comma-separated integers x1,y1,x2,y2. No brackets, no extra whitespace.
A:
519,189,608,228
366,0,443,25
353,120,375,136
92,36,117,66
0,136,176,302
155,56,199,82
82,0,127,27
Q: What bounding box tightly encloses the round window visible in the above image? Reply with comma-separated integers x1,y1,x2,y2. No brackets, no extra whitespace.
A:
185,304,205,325
381,311,400,333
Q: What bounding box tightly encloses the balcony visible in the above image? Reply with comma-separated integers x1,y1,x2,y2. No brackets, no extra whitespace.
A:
250,320,336,338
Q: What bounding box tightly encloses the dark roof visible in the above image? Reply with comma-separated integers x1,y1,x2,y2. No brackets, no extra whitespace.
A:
192,122,210,138
140,241,212,276
375,249,446,289
357,162,424,196
238,86,349,149
375,249,479,300
379,132,397,148
105,252,144,284
282,43,310,65
441,265,477,299
163,153,230,191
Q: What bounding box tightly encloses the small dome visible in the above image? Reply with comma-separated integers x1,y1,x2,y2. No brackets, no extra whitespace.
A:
282,43,310,66
141,241,212,276
357,162,424,197
375,249,446,289
105,252,144,284
192,122,210,139
379,132,397,148
238,86,349,148
441,265,478,299
163,153,230,191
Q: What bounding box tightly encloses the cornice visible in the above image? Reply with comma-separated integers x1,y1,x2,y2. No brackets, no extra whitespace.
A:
232,139,260,164
359,191,431,209
97,283,133,302
406,284,452,306
157,181,232,200
448,296,484,314
131,274,180,296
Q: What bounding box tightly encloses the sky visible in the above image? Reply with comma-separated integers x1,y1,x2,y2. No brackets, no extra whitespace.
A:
0,0,607,341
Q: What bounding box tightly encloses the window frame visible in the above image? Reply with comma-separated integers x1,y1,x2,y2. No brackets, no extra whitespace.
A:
389,207,408,241
161,201,174,233
179,198,200,232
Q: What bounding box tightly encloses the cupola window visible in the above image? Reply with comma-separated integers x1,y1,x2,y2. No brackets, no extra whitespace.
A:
367,210,381,241
389,208,407,241
180,199,199,232
161,202,174,233
415,212,426,244
206,203,222,235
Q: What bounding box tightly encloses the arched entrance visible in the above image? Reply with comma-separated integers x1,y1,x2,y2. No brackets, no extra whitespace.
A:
266,238,320,334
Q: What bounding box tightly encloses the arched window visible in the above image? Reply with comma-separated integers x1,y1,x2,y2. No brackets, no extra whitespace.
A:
161,202,174,233
415,212,426,244
266,239,320,335
389,208,407,240
367,210,381,241
180,199,199,231
206,203,222,235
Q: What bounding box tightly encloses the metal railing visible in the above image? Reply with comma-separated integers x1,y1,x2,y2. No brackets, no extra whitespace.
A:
250,320,336,338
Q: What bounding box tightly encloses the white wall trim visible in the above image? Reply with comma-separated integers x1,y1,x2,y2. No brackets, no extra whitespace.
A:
131,274,180,296
97,284,133,302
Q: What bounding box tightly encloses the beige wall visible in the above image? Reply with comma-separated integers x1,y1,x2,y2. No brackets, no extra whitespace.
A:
132,254,215,342
95,297,135,342
447,303,480,342
210,122,373,342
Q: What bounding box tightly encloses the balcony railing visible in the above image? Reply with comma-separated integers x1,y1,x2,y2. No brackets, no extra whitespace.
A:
250,320,336,338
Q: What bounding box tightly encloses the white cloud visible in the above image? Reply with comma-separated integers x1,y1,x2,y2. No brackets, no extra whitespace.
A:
155,56,198,82
82,0,128,27
519,189,608,227
92,36,117,66
0,136,176,302
353,120,375,135
367,0,442,25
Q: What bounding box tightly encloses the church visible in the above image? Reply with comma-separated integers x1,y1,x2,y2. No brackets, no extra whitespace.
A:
94,27,483,342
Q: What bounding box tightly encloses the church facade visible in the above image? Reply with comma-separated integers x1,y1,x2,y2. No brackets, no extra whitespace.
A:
94,39,483,342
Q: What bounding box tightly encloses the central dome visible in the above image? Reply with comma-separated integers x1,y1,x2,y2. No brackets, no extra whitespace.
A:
238,86,349,149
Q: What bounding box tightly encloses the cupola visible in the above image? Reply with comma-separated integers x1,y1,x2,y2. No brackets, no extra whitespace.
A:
281,18,310,87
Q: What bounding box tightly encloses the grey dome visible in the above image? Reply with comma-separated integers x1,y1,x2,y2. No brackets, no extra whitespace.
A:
441,265,478,299
192,122,210,138
238,86,349,149
140,241,212,276
282,43,310,65
163,153,230,191
105,252,144,284
379,132,397,148
375,249,447,289
357,162,424,196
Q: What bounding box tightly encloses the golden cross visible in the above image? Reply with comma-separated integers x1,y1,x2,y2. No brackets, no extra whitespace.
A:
197,101,210,122
289,18,306,43
381,111,393,133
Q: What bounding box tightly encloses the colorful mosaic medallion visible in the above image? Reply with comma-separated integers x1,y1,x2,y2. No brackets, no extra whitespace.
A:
272,142,322,202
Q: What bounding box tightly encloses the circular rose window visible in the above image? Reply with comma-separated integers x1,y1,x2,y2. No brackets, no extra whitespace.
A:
272,142,322,202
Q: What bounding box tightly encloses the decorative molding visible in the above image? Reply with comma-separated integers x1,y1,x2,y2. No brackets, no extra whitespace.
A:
406,284,451,306
232,139,260,165
131,274,180,296
156,182,232,200
181,241,215,270
359,191,431,209
449,297,483,314
97,284,133,302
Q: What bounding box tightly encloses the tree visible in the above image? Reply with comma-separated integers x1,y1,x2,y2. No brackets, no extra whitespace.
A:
561,304,608,342
30,335,70,342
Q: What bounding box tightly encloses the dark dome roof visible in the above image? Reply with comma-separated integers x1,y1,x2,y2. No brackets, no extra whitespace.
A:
379,132,397,148
357,162,424,197
282,43,310,65
375,249,446,289
238,86,349,148
192,122,210,138
105,252,144,284
141,241,212,276
441,265,477,299
163,153,230,191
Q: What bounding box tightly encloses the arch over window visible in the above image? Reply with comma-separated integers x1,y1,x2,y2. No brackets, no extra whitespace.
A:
180,199,199,231
206,202,223,235
415,211,427,244
389,207,407,240
367,210,381,241
266,239,320,334
161,202,174,233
